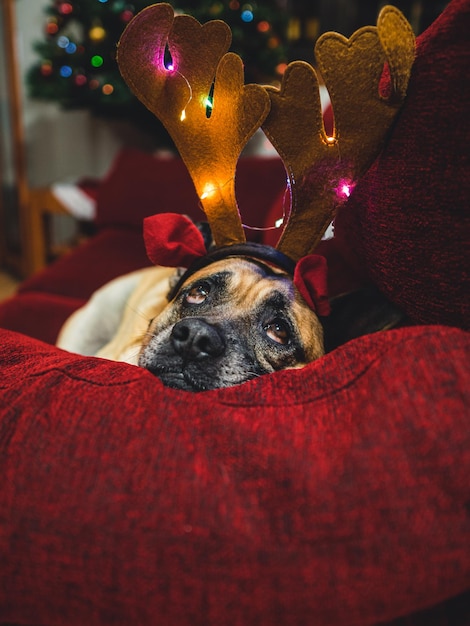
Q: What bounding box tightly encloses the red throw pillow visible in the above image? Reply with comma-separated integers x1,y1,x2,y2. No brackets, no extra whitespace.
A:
1,326,469,626
332,0,469,330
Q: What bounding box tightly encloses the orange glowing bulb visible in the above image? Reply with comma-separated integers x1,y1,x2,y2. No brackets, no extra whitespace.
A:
200,183,217,200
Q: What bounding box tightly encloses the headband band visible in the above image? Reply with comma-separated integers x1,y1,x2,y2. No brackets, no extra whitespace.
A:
167,242,297,301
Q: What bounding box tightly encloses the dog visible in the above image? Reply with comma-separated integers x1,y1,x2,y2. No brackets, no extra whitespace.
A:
57,217,405,391
57,253,326,391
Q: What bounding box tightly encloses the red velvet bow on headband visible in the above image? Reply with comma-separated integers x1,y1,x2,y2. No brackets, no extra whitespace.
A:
144,213,330,316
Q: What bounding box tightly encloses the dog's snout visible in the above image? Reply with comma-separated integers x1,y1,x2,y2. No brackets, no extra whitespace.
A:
171,318,225,360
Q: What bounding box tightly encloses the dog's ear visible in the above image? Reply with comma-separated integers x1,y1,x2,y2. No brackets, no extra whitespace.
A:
321,286,407,353
178,215,213,250
166,219,214,295
194,220,214,251
167,267,186,294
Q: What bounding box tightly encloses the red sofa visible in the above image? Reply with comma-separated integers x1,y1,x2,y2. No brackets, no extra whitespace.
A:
0,1,468,625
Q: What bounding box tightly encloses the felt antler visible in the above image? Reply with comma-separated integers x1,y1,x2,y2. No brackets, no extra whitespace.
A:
262,5,415,261
118,3,414,266
117,3,271,247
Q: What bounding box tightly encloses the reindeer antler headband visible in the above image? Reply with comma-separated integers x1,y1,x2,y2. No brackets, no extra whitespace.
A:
116,3,415,311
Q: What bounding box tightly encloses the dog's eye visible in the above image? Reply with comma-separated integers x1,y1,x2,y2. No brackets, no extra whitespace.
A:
184,283,210,305
264,318,290,345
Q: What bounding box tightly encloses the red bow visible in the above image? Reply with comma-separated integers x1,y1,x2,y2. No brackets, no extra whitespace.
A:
144,213,330,316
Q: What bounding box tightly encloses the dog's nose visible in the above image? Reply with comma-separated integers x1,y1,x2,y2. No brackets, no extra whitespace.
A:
171,318,225,360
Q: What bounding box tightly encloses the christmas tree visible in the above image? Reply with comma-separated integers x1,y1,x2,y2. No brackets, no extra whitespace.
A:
27,0,289,146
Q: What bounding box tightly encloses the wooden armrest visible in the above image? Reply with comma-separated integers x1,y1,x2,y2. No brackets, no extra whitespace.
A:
25,188,75,275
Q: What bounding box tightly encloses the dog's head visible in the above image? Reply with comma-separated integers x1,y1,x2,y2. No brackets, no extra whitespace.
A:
118,4,414,390
138,254,324,391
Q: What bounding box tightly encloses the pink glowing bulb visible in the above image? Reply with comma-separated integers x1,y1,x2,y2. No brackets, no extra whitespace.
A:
336,180,354,200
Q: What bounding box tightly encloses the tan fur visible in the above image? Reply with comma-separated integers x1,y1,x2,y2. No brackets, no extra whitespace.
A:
57,266,176,363
96,266,176,364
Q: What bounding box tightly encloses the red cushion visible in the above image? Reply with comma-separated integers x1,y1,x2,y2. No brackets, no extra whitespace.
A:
19,228,151,301
0,325,469,626
0,291,85,345
95,148,287,241
332,0,469,330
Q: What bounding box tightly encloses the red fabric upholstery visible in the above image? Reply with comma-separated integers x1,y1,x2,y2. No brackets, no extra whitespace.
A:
0,325,469,626
95,148,287,239
18,228,151,301
95,149,204,228
332,0,470,329
0,292,85,346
